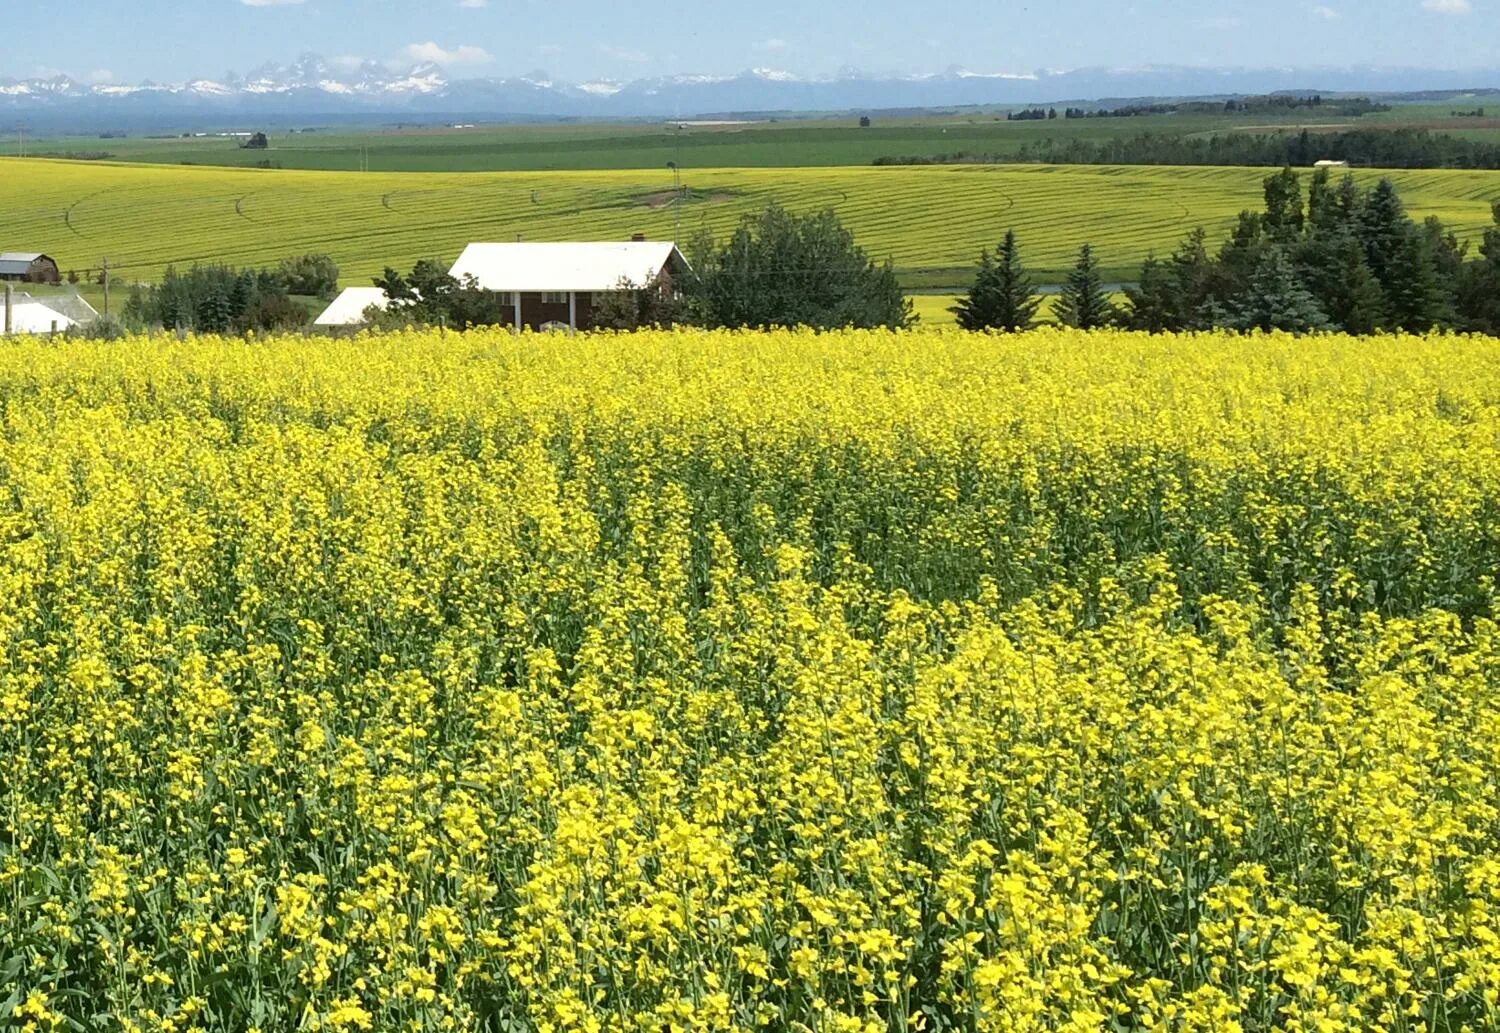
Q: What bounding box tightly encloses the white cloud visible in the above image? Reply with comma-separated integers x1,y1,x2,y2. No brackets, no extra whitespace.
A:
757,38,790,51
240,0,304,6
86,69,115,84
1312,4,1340,18
459,0,488,7
400,41,495,66
596,43,650,63
1422,0,1472,12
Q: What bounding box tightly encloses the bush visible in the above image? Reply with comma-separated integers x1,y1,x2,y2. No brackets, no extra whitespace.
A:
278,254,340,298
65,315,128,341
683,204,911,330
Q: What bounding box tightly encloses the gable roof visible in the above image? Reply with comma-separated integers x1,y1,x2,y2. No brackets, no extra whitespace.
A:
14,292,98,324
313,286,396,327
3,302,78,335
0,253,50,276
449,242,687,293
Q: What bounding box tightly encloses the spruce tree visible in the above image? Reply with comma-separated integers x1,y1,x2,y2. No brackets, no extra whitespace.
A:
1123,255,1176,332
1298,231,1387,334
951,230,1041,331
1219,247,1332,333
1055,244,1117,329
1306,167,1338,232
1357,178,1412,290
1457,202,1500,333
1262,166,1305,241
1168,228,1223,330
1384,229,1452,330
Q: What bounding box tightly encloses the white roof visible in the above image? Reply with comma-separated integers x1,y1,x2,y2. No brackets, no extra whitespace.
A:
313,287,395,326
4,302,78,334
449,241,685,293
0,252,45,262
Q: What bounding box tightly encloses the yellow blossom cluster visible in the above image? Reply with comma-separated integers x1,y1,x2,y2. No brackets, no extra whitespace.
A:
0,326,1498,1032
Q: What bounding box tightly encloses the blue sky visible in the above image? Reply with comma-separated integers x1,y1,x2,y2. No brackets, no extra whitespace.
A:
7,0,1498,84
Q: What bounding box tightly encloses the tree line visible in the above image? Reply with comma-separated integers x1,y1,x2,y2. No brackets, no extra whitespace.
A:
954,168,1500,335
119,254,339,334
874,128,1500,170
1062,95,1387,120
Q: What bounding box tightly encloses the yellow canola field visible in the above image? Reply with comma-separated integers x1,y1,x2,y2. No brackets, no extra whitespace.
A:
2,156,1499,282
2,327,1500,1032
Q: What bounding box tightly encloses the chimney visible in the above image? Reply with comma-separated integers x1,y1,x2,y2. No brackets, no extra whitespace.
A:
631,233,646,242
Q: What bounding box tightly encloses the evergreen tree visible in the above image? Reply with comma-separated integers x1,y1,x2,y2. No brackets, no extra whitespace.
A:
1055,244,1117,329
1297,230,1387,334
1123,255,1177,332
1357,178,1412,289
1218,247,1332,333
1262,166,1305,240
1167,227,1225,330
1332,173,1363,226
1456,202,1500,333
951,230,1041,331
1219,210,1271,286
1306,167,1339,232
1384,229,1452,330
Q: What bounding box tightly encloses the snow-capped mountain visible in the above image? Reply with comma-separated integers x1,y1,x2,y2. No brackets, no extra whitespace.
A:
2,54,1497,130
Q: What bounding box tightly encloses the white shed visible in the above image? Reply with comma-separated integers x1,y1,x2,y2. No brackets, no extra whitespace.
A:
313,287,396,327
3,301,78,335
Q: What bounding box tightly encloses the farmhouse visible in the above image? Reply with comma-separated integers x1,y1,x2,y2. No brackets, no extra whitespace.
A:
448,240,689,331
0,252,61,284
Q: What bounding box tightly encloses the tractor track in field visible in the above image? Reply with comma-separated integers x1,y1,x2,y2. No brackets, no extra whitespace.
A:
234,195,257,222
63,189,112,238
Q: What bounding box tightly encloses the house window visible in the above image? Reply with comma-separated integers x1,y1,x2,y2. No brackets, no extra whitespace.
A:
542,291,569,305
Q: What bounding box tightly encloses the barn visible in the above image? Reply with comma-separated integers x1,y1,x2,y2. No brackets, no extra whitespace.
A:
448,240,689,331
0,253,62,285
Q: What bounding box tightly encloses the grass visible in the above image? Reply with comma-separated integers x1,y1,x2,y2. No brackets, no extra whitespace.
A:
3,157,1497,288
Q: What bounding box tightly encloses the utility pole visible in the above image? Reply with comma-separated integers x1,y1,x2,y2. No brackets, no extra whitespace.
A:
101,257,110,317
667,160,682,246
4,283,13,336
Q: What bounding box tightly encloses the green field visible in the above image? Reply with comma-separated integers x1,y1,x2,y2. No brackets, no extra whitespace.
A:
19,108,1392,173
4,157,1498,288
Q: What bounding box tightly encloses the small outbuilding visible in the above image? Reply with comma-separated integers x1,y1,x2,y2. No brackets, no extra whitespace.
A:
0,253,62,284
313,287,397,328
2,300,78,335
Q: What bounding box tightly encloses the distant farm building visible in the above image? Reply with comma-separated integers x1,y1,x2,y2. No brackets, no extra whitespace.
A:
1313,160,1350,169
313,287,396,328
448,240,689,331
0,253,61,284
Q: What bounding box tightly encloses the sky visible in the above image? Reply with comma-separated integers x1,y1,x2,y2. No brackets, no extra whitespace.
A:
5,0,1498,85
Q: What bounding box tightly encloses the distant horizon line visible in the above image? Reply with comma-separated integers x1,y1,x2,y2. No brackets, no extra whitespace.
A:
6,56,1500,91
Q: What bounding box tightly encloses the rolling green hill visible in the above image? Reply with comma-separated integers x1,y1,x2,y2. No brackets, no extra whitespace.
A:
4,158,1496,287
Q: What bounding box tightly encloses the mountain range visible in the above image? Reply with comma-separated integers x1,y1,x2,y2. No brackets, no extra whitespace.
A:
3,54,1498,130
